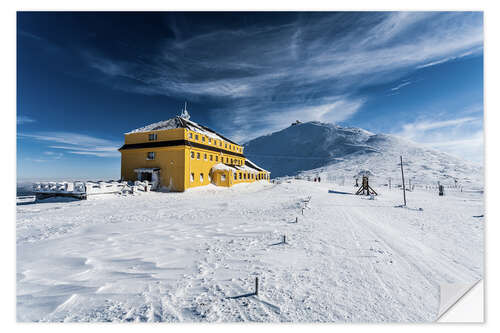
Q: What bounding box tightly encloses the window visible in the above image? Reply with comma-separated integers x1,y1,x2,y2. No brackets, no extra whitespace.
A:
147,152,155,160
231,158,233,164
225,143,227,148
189,132,193,139
195,134,199,140
204,153,207,160
191,151,194,159
234,173,236,180
190,173,194,182
251,174,254,179
210,155,213,161
209,138,212,144
202,136,206,142
219,141,222,147
221,174,226,181
200,173,204,182
149,133,157,141
197,152,200,159
239,173,242,180
215,156,219,162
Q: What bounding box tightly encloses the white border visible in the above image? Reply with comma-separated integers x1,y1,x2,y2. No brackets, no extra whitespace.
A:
3,1,497,332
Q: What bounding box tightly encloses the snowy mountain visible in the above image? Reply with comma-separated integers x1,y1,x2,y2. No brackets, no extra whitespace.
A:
243,121,483,188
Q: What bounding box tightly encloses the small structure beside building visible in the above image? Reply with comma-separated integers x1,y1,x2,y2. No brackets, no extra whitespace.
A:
32,180,153,200
118,105,270,191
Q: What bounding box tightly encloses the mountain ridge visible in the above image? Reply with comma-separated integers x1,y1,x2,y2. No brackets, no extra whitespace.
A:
243,121,482,187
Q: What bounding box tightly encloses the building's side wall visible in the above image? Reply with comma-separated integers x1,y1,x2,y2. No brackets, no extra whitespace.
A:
184,129,244,155
120,146,186,191
183,142,249,190
184,147,225,189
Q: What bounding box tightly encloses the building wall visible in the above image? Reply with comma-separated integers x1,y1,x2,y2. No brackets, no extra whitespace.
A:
120,127,269,191
184,129,244,155
183,145,249,190
120,146,186,191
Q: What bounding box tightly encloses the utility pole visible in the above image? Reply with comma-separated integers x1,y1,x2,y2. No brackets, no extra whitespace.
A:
400,156,406,206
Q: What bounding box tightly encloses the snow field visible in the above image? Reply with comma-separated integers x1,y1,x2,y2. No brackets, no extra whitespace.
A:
16,180,483,322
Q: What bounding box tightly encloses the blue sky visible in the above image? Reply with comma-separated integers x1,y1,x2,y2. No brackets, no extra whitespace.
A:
17,12,483,180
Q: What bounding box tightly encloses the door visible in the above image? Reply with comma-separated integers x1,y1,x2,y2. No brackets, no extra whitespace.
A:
151,170,160,190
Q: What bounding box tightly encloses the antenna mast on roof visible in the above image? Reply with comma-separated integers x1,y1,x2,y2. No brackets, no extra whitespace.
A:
180,101,190,120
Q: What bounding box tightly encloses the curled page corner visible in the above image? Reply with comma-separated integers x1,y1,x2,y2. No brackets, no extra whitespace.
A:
437,280,483,322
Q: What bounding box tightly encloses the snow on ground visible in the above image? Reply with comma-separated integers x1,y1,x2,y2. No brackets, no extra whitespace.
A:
16,180,483,322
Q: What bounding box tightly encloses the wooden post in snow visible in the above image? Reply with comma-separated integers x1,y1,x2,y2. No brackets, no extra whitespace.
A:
400,156,407,206
255,277,259,296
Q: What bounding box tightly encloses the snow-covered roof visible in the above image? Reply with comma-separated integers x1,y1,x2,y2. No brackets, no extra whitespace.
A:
126,116,240,146
211,163,237,173
245,159,270,173
235,165,259,174
210,163,264,175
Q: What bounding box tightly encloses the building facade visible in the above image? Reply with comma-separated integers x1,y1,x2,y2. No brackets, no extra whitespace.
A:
118,112,270,191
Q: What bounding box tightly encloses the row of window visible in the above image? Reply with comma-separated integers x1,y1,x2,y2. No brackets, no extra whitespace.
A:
146,151,243,166
147,132,242,154
190,172,211,183
234,172,255,180
190,151,243,165
187,131,242,153
189,171,267,183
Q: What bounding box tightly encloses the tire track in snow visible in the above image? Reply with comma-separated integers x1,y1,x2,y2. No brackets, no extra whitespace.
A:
339,207,409,321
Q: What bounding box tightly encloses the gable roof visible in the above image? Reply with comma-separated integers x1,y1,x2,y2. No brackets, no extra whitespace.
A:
126,116,240,146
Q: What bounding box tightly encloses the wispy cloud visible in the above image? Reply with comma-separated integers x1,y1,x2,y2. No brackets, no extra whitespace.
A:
81,12,482,141
416,47,483,69
43,151,64,160
17,115,36,125
399,117,479,136
391,81,412,91
393,111,483,163
19,132,120,158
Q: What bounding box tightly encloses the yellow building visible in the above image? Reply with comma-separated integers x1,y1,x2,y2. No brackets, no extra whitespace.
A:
118,109,270,191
